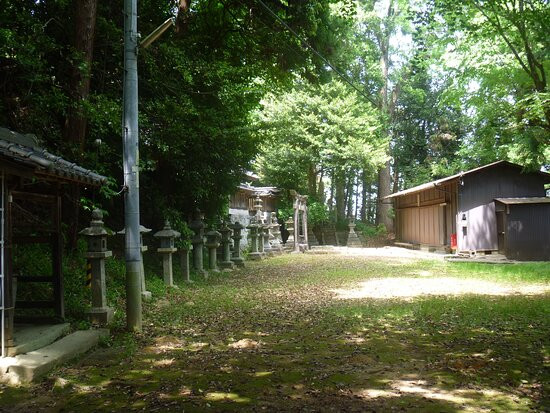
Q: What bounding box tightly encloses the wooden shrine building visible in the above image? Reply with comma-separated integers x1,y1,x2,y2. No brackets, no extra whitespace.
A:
0,128,107,356
385,161,550,260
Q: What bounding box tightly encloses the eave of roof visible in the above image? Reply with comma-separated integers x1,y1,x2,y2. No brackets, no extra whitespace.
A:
385,160,550,199
495,197,550,205
0,128,107,186
237,183,280,196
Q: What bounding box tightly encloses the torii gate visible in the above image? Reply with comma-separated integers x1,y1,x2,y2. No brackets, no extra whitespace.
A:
290,190,309,252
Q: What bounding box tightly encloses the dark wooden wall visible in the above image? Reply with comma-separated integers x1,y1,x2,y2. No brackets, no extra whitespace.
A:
501,203,550,261
458,164,548,251
459,164,547,211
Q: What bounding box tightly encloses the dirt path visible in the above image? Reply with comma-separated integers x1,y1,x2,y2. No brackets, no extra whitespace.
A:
1,253,548,412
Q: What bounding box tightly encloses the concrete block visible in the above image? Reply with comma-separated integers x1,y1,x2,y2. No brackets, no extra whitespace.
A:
7,323,70,357
2,329,109,384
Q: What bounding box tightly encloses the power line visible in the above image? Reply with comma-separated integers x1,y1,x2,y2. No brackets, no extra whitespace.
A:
255,0,377,106
225,0,320,78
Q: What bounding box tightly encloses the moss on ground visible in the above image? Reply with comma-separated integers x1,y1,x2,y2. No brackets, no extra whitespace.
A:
1,254,549,412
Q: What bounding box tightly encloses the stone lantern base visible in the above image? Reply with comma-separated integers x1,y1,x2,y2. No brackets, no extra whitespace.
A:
248,251,263,260
88,306,114,325
219,260,234,270
231,256,245,267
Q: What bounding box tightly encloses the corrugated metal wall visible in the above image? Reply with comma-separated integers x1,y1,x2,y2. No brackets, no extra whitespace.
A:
504,203,550,261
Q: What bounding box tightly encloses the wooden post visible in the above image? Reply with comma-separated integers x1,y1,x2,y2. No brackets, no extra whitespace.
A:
52,192,64,320
293,197,299,252
303,204,309,249
4,187,14,347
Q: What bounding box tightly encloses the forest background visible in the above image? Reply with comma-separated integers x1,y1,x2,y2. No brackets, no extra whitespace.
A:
1,0,548,241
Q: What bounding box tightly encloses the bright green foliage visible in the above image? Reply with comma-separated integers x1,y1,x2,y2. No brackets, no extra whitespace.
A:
307,201,330,226
434,0,550,170
0,0,547,234
392,3,466,187
356,220,387,239
255,79,386,193
0,0,344,229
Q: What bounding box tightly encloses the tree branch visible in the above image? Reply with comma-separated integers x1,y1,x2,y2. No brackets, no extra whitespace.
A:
472,1,533,81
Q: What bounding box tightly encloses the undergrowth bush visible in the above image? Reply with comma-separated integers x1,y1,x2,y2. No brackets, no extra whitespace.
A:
356,221,387,246
307,201,329,226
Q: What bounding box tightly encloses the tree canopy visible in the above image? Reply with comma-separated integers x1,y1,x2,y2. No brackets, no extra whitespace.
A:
0,0,547,231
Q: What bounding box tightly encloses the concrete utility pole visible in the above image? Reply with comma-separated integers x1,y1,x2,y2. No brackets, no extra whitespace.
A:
123,0,142,331
122,1,174,331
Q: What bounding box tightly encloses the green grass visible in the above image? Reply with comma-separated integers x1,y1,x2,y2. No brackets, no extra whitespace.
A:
1,254,548,412
448,261,550,283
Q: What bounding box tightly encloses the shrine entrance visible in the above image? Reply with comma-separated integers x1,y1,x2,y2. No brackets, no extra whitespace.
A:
0,127,107,358
5,188,63,344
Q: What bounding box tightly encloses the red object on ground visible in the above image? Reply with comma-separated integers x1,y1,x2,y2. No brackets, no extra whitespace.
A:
450,233,457,249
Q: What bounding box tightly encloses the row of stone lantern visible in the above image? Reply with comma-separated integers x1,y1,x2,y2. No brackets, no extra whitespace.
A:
246,196,285,259
79,208,249,326
187,209,247,277
79,202,295,327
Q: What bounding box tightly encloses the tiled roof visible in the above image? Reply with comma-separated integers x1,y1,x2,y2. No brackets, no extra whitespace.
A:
237,183,280,197
0,128,107,186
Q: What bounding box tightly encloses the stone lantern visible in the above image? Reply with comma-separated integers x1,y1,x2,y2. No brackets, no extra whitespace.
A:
257,216,266,256
154,220,181,286
118,224,152,300
252,196,263,212
218,221,234,270
205,229,222,273
253,196,266,258
270,212,282,254
229,220,245,267
263,214,272,254
246,217,262,260
284,218,295,252
346,218,362,248
189,209,206,276
180,243,193,283
79,209,113,325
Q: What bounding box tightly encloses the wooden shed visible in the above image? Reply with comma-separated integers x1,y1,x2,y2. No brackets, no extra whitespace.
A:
0,128,107,357
386,161,550,259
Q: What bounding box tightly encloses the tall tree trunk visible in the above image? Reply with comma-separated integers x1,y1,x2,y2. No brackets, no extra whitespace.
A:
392,164,399,193
354,173,360,220
318,170,325,204
65,0,98,151
175,0,190,34
360,169,367,221
375,0,394,232
328,170,335,216
377,160,393,230
346,174,354,218
63,0,98,250
366,183,373,224
307,163,317,199
335,170,346,223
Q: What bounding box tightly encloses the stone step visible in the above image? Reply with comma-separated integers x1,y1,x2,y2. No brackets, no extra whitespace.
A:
8,323,71,357
1,328,109,384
